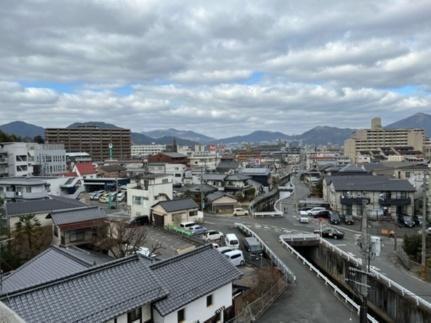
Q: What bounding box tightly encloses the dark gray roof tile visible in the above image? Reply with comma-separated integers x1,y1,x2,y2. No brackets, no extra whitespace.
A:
325,175,415,192
5,196,86,217
50,206,106,225
156,198,198,212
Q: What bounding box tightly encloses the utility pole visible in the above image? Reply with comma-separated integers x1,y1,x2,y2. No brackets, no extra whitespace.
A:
422,166,429,276
360,197,369,323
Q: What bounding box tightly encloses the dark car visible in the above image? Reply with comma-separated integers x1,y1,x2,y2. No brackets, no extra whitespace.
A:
413,215,422,227
320,227,344,239
329,211,341,225
398,216,415,228
340,214,354,225
313,210,331,219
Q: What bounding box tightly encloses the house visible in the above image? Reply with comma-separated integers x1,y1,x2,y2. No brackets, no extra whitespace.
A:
48,206,107,247
151,198,200,227
201,173,227,190
239,168,271,187
0,177,50,201
323,175,416,218
148,152,188,166
1,245,242,323
175,184,218,206
216,156,239,174
0,245,112,294
73,161,97,178
4,196,87,228
206,191,239,214
224,174,251,191
127,174,173,221
147,163,187,187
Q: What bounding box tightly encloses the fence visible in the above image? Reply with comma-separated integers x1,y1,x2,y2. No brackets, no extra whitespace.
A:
235,223,296,283
226,278,287,323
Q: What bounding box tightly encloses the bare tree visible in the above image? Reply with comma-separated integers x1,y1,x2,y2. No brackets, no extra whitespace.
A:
95,219,162,258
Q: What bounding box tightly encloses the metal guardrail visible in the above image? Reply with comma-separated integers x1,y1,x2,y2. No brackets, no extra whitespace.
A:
234,223,296,283
280,233,320,242
280,237,379,323
253,211,283,217
320,239,431,310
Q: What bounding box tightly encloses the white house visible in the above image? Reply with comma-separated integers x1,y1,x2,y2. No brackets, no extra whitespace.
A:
127,174,173,220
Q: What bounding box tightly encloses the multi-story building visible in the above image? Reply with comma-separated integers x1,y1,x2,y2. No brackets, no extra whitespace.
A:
131,144,166,158
127,174,173,220
27,143,67,176
0,143,33,177
0,177,49,201
188,152,220,172
344,117,426,162
147,163,187,187
45,126,131,161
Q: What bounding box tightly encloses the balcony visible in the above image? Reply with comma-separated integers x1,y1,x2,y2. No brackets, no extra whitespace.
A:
378,197,411,207
340,196,370,206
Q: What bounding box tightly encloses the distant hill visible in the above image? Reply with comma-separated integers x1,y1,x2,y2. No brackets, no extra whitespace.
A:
67,121,121,129
386,112,431,137
217,130,290,144
0,121,44,139
143,128,215,144
293,126,353,145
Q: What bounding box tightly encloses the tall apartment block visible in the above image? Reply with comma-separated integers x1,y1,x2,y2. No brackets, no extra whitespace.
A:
344,117,426,162
45,126,131,161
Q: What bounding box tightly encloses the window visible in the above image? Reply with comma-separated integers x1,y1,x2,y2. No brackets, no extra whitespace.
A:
190,210,198,216
177,308,185,323
69,230,86,242
26,186,31,193
127,307,142,323
133,196,142,205
206,294,213,307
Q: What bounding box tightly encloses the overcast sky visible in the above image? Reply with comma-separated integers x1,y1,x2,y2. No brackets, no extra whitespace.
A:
1,0,430,137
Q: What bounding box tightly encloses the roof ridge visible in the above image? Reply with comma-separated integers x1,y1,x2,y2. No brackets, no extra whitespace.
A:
0,255,139,299
50,205,99,214
150,244,212,270
51,246,94,267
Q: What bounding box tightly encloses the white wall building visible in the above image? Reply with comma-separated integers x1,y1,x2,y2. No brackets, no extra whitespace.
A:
131,144,166,158
0,178,49,200
0,143,33,177
148,163,186,186
188,152,220,171
127,174,173,219
27,143,67,176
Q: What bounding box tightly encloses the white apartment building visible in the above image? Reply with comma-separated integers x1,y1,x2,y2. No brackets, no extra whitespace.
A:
131,144,166,158
127,174,173,219
0,143,33,177
188,152,220,171
28,143,67,176
344,117,426,162
0,178,49,200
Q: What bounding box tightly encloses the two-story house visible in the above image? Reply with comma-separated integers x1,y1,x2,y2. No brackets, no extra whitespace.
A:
323,175,416,218
151,198,201,227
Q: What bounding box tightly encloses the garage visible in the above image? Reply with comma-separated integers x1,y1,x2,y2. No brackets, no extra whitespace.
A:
207,192,238,214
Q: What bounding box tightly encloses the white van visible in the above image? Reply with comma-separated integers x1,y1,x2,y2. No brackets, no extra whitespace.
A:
224,233,240,249
224,250,245,266
179,221,196,230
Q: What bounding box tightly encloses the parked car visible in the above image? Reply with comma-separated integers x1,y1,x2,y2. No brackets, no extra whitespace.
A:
233,208,249,216
89,190,104,200
116,191,126,202
413,215,422,227
204,230,224,241
224,233,240,249
329,211,341,225
307,207,327,217
179,221,196,230
313,210,331,219
398,216,415,228
315,227,345,239
341,214,354,225
136,247,157,258
299,207,312,216
217,246,235,254
243,237,263,260
224,250,245,266
298,215,310,223
189,225,208,235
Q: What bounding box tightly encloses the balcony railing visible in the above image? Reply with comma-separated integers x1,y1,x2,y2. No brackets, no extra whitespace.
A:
340,196,370,206
378,197,411,206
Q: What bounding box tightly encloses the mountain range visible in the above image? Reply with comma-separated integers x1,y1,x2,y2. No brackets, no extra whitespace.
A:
0,112,430,146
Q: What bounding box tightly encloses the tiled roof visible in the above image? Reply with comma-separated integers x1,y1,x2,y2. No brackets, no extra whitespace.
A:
151,245,242,316
50,206,106,225
75,162,96,175
1,256,168,323
226,174,251,181
5,196,86,217
1,247,91,294
206,191,236,203
239,168,271,176
156,198,198,212
325,175,416,192
202,173,227,181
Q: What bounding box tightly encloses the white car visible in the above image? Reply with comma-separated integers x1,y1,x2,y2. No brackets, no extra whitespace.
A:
233,208,249,216
224,250,245,266
136,247,157,258
306,207,327,216
217,246,235,255
204,230,224,241
298,216,310,224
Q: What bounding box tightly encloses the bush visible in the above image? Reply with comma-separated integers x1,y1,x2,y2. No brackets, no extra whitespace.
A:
403,234,422,263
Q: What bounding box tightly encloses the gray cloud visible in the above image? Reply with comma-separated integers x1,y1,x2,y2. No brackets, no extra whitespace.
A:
0,0,430,136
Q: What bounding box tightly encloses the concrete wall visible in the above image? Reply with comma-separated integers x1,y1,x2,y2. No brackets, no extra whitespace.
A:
304,244,431,323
